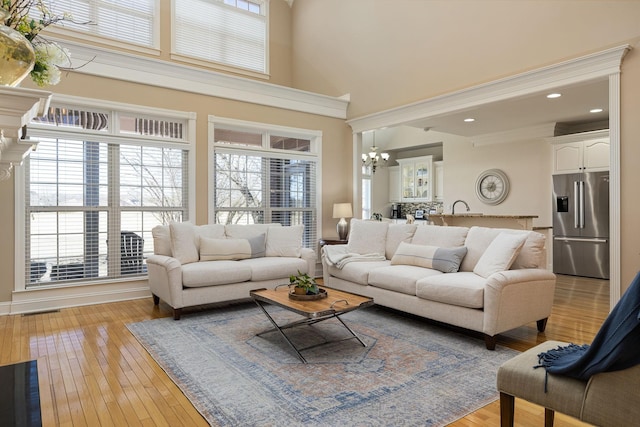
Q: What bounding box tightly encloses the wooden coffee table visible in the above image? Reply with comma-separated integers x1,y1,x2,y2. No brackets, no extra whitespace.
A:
250,286,374,363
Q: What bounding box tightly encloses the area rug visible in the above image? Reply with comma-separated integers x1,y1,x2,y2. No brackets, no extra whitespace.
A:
127,303,518,426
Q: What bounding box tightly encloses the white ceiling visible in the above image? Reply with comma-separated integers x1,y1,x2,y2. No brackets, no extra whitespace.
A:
401,78,609,138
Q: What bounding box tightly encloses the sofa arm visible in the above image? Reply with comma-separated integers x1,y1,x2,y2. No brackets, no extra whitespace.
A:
300,247,317,276
483,269,557,336
147,254,185,309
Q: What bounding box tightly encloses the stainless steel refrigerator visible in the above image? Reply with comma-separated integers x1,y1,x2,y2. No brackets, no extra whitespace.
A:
552,171,609,279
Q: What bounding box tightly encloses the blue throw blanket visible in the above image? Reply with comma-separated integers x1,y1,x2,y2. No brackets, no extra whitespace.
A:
535,271,640,391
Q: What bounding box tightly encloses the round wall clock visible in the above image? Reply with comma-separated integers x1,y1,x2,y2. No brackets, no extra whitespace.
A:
475,169,510,205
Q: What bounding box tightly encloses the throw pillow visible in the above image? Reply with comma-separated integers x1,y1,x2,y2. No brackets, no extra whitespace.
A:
199,237,251,261
265,225,303,257
346,219,389,257
247,233,267,258
169,222,199,264
473,232,528,278
391,242,467,273
151,225,172,256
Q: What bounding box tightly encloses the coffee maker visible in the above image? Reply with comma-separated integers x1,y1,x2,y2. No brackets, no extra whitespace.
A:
391,203,401,219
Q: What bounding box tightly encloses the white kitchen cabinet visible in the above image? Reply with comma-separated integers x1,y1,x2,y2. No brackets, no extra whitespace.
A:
550,130,609,174
434,161,444,201
388,166,400,202
397,156,433,202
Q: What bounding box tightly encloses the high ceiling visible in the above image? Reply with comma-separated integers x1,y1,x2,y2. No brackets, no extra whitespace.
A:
402,78,609,138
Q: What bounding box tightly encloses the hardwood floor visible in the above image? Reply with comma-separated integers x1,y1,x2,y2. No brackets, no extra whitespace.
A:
0,274,608,426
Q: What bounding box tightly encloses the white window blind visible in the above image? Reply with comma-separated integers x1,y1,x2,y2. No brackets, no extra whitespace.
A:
174,0,267,73
46,0,157,48
25,105,191,288
211,125,318,250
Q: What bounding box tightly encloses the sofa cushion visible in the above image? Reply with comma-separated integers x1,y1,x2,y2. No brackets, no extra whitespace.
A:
152,225,172,256
182,261,252,287
416,272,486,309
247,234,267,258
239,257,309,281
460,227,534,272
347,219,389,256
327,260,391,286
411,225,469,248
369,265,442,295
197,224,226,239
266,225,303,257
225,223,280,239
473,232,528,278
169,222,199,264
199,237,251,261
391,242,467,273
385,223,418,259
511,231,546,269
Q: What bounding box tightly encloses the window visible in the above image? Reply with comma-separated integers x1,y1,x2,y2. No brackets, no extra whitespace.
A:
173,0,268,74
44,0,158,49
209,118,320,249
21,100,194,288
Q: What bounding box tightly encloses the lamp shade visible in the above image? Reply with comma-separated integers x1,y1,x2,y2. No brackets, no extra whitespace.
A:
332,203,353,219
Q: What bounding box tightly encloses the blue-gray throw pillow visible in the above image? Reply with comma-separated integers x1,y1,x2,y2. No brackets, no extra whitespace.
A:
391,242,467,273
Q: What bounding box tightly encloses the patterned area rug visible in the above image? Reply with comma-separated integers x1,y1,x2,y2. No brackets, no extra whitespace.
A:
127,302,518,426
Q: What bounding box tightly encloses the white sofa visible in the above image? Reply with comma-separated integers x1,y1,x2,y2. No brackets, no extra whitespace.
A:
322,220,556,349
147,222,316,319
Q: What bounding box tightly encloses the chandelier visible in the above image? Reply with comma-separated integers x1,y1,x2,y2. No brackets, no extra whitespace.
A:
361,133,389,174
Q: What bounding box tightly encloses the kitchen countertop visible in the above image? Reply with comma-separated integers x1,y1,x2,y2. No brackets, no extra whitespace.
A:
428,214,538,230
428,214,538,218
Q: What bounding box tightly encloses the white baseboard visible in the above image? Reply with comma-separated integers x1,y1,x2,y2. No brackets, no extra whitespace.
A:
8,280,152,316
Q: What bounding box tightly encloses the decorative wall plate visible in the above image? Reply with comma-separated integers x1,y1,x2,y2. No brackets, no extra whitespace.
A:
475,169,510,205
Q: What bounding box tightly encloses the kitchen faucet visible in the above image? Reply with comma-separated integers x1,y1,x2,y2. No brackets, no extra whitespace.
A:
452,200,470,215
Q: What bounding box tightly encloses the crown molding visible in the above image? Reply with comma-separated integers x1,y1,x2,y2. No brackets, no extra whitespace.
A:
347,44,630,134
55,38,349,119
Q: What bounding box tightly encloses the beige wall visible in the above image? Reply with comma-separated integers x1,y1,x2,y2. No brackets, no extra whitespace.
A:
291,0,640,292
3,1,640,304
0,1,353,304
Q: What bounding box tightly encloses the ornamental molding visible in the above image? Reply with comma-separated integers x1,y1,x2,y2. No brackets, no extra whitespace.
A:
346,44,630,134
55,38,349,120
0,86,52,181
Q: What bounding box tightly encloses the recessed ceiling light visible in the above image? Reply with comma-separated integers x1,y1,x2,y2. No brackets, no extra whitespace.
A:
547,93,562,99
464,118,475,123
590,108,604,113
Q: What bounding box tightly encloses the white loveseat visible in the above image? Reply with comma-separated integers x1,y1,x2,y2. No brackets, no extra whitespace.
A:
147,222,316,319
322,220,556,349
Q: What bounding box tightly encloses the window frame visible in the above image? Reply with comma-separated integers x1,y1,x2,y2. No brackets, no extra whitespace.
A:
14,95,196,291
207,115,322,248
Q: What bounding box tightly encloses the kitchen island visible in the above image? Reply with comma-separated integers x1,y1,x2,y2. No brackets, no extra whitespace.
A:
428,214,538,230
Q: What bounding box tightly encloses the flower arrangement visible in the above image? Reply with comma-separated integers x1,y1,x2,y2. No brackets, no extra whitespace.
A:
2,0,83,87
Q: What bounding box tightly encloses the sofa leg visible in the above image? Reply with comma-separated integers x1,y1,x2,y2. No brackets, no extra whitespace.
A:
173,308,182,320
484,334,497,350
537,318,548,332
499,392,515,427
152,294,160,305
545,407,555,427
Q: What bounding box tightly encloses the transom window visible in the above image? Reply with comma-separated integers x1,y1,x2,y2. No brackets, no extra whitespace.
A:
21,100,194,289
44,0,158,48
173,0,268,74
209,117,320,248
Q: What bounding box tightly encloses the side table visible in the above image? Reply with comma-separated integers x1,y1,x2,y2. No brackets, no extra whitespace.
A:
318,238,348,248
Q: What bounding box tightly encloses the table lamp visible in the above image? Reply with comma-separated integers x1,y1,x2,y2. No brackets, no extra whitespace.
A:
333,202,353,240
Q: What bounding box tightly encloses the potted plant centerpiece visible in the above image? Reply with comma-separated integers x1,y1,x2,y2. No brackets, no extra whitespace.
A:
288,270,326,300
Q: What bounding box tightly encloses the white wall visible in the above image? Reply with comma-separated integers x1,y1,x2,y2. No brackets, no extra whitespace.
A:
443,136,553,227
369,127,554,227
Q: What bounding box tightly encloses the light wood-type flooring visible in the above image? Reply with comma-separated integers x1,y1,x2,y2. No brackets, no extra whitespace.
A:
0,274,609,426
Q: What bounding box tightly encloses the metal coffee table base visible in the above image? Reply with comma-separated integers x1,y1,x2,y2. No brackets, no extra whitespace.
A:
253,300,368,364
